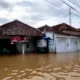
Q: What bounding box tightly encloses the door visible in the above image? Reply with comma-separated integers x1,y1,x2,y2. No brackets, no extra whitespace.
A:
70,38,78,52
56,37,69,53
48,39,54,52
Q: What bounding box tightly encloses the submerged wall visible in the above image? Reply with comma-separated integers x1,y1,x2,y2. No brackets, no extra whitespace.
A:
37,39,47,47
16,40,36,53
45,32,55,52
54,34,79,53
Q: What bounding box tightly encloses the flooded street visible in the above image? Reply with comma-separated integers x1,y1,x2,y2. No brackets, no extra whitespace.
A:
0,53,80,80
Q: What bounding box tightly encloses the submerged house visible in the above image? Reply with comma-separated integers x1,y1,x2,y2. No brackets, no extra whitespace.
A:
0,20,80,54
0,20,43,54
38,25,54,53
38,23,80,53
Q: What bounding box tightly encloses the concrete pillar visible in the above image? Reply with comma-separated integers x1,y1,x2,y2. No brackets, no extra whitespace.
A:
68,36,70,52
22,43,25,54
78,39,80,52
54,34,57,53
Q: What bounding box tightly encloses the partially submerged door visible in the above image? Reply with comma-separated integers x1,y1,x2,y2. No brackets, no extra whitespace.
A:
56,37,69,53
48,39,54,52
70,38,78,52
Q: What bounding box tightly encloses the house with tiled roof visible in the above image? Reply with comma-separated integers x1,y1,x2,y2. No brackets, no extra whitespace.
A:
38,25,54,53
37,25,53,53
0,20,43,54
0,20,80,54
38,23,80,53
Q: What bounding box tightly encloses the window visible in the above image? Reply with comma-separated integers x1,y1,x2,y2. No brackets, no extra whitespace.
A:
26,43,29,48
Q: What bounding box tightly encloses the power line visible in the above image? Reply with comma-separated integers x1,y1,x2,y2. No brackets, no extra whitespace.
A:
45,0,68,11
44,0,70,16
43,1,69,17
45,0,80,17
69,0,80,7
61,0,80,13
45,0,80,26
61,0,80,26
68,0,80,8
45,0,63,9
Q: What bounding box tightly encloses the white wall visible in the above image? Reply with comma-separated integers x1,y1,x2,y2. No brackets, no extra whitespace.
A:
54,33,79,53
77,39,80,52
45,32,56,52
48,39,55,52
37,39,47,47
16,41,36,53
45,32,53,39
70,38,78,52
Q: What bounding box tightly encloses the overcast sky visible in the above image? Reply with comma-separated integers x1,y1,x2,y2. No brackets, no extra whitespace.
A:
0,0,80,28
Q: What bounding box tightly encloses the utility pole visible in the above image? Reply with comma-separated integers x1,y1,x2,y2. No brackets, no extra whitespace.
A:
69,8,71,26
61,0,72,26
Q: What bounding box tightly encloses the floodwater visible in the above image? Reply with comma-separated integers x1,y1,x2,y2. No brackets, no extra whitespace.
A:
0,53,80,80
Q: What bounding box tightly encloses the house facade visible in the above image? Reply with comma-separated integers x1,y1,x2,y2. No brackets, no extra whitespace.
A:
54,34,79,53
38,25,54,53
38,23,80,53
0,20,80,54
0,20,43,54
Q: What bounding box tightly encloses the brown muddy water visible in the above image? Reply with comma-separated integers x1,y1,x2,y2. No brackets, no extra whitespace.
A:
0,53,80,80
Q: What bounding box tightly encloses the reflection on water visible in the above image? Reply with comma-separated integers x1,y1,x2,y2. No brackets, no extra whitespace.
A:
0,53,80,80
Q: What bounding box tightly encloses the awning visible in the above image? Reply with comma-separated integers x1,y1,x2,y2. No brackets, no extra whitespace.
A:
42,36,50,39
